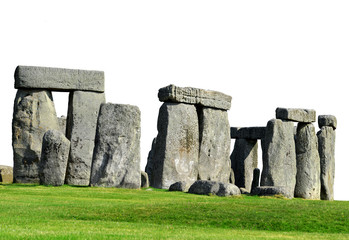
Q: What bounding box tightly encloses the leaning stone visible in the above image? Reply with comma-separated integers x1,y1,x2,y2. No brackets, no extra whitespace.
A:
251,168,260,191
276,107,316,123
90,104,141,189
158,84,232,110
318,115,337,130
198,107,231,183
261,119,296,196
145,138,157,185
12,89,60,183
295,123,321,200
150,103,199,189
230,127,266,140
65,91,105,186
230,139,258,192
0,166,13,183
57,116,67,135
251,186,293,199
39,130,70,186
15,65,104,92
141,171,149,188
169,181,191,192
317,126,336,200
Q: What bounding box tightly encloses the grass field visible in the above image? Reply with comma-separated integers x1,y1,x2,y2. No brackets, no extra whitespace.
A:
0,184,348,239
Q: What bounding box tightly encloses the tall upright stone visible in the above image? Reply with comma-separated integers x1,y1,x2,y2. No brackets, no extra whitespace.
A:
261,119,296,195
198,107,231,183
150,103,199,189
65,91,105,186
39,130,70,186
295,123,321,199
12,89,60,183
90,104,141,189
317,115,336,200
230,139,258,192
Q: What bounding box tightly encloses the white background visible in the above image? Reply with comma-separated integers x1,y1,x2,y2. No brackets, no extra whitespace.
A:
1,1,348,200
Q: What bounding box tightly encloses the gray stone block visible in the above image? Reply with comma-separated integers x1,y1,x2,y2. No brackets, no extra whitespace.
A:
39,130,70,186
317,126,336,200
318,115,337,130
12,89,60,183
276,107,316,123
295,123,321,200
169,181,191,192
150,103,199,189
15,65,104,92
261,119,296,196
0,165,13,183
158,84,232,110
251,168,260,191
251,186,293,199
198,107,231,183
230,139,258,192
90,104,141,189
230,127,266,140
65,91,105,186
188,180,240,197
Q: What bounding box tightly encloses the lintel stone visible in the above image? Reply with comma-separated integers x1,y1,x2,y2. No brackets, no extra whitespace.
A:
230,127,266,140
276,107,316,123
318,115,337,130
15,65,104,92
158,84,232,110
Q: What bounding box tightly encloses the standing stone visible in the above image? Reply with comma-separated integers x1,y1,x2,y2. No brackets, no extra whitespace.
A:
12,89,60,183
39,130,70,186
150,103,199,189
318,126,336,200
57,116,67,135
230,139,258,192
141,171,149,188
318,115,337,130
295,123,321,199
90,104,141,189
261,119,297,195
198,107,231,183
65,91,105,186
145,138,157,185
251,168,260,191
0,166,13,183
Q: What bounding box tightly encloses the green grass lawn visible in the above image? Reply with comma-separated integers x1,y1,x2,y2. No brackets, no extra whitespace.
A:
0,184,348,239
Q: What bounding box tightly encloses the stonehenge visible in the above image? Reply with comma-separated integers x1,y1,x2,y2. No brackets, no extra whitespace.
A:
10,65,337,200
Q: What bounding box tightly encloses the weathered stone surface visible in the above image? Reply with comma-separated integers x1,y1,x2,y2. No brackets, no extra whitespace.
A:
65,91,105,186
58,116,67,135
90,104,141,189
39,130,70,186
141,171,149,188
251,168,260,191
251,186,293,199
261,119,296,196
239,188,249,194
188,180,240,196
158,85,232,110
295,123,321,200
12,89,60,183
317,126,336,200
198,107,231,183
15,65,104,92
230,139,258,192
318,115,337,130
230,127,266,140
145,138,157,185
150,103,199,189
169,181,191,192
0,165,13,183
276,107,316,123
